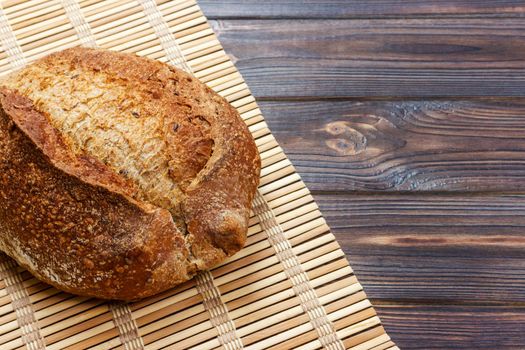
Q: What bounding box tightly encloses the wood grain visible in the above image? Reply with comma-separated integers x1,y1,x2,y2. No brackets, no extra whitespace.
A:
201,3,525,349
211,19,525,98
199,1,525,19
316,193,525,302
375,304,525,349
259,99,525,192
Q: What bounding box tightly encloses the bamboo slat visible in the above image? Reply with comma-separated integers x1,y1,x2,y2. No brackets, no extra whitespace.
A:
0,0,396,349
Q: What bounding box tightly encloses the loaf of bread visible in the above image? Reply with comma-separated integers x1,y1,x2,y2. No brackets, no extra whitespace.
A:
0,47,260,300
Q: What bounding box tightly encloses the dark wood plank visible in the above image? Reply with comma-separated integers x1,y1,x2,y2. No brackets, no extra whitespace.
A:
315,193,525,302
259,99,525,192
200,5,525,349
375,304,525,349
211,19,525,98
200,1,525,19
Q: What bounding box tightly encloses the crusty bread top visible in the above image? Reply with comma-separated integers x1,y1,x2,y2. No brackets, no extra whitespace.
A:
3,47,237,231
0,47,260,299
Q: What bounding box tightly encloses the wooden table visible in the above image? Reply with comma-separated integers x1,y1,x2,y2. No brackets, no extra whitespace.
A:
199,2,525,349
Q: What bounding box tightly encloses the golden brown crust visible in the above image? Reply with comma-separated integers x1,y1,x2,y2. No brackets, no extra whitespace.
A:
0,47,260,300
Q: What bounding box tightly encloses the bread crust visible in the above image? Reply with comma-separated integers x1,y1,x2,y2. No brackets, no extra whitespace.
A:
0,48,260,300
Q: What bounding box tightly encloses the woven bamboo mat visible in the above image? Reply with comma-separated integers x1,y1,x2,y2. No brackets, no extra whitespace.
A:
0,1,398,349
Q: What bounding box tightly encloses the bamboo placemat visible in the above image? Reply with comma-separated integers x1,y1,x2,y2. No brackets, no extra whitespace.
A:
0,1,398,349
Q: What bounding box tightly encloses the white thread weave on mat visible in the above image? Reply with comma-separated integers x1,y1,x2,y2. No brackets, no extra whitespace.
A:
137,0,192,72
0,256,46,350
253,191,346,350
196,272,244,350
61,0,97,47
109,303,145,350
0,5,26,69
